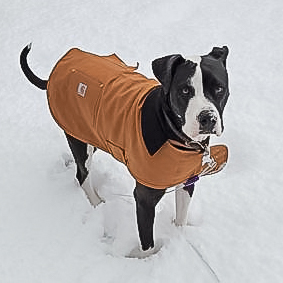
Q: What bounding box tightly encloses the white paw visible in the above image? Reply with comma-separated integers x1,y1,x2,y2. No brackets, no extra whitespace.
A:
83,186,105,207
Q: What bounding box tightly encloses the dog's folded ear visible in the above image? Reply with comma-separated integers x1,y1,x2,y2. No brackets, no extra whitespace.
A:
208,46,229,66
152,55,185,94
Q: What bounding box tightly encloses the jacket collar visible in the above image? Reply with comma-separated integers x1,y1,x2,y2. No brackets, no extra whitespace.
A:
141,87,209,155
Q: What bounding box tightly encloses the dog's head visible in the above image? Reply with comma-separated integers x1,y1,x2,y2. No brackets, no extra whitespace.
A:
152,46,229,142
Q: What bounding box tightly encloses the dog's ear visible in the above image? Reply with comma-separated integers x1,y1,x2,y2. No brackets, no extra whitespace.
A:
152,55,185,94
208,46,229,66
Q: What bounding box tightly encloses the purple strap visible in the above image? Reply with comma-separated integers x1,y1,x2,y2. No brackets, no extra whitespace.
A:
183,175,199,197
183,175,199,187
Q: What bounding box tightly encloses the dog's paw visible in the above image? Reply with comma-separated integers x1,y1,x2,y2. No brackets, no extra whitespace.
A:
126,241,163,259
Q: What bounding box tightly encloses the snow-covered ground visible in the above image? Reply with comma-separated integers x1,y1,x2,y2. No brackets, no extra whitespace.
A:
1,0,283,282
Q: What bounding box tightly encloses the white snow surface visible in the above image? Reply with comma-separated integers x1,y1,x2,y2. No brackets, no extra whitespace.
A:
1,0,283,282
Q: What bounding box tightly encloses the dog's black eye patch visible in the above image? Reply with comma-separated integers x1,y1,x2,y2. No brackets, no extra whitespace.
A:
203,75,226,98
168,62,197,127
201,68,229,114
200,53,230,116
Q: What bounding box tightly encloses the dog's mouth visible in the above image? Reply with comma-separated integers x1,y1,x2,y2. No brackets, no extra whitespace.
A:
199,126,222,135
199,128,222,136
199,129,216,135
189,126,222,142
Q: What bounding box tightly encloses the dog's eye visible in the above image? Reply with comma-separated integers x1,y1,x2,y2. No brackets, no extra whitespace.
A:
182,87,190,94
215,86,224,94
180,85,194,96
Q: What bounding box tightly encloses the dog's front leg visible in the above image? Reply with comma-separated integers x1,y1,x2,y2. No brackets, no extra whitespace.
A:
134,182,166,251
174,183,194,226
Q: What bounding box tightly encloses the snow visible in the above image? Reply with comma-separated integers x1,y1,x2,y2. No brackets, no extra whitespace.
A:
1,0,283,282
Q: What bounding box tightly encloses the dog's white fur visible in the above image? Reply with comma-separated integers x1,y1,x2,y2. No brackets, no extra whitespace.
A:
182,56,222,142
174,183,191,226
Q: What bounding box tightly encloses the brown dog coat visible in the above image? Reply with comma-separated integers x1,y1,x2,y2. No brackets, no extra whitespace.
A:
47,48,227,189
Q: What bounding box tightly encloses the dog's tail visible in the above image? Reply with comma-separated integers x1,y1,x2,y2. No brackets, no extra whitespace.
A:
20,43,48,90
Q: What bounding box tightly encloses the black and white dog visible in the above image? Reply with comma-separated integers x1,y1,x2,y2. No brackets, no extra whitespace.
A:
20,45,229,252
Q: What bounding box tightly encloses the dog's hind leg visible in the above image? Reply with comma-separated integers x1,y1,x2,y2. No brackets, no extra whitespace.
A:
65,132,103,207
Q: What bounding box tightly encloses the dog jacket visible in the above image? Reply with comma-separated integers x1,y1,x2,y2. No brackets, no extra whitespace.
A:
47,48,228,189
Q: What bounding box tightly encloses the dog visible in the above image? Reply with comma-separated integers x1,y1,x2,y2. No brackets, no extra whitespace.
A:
20,44,230,252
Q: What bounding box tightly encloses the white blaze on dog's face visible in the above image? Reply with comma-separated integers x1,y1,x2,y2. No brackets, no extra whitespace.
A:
168,48,229,142
183,56,221,141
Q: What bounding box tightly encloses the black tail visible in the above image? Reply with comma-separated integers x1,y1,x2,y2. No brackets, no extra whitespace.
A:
20,43,48,90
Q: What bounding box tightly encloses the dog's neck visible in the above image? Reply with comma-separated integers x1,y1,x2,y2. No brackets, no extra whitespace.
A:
141,87,209,155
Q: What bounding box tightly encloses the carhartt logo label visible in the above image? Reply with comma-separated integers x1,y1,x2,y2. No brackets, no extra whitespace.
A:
77,82,88,97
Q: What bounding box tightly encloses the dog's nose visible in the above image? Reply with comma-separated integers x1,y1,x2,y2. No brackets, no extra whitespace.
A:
198,110,217,133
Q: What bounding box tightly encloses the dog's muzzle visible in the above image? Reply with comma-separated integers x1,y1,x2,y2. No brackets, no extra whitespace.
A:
197,110,217,134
